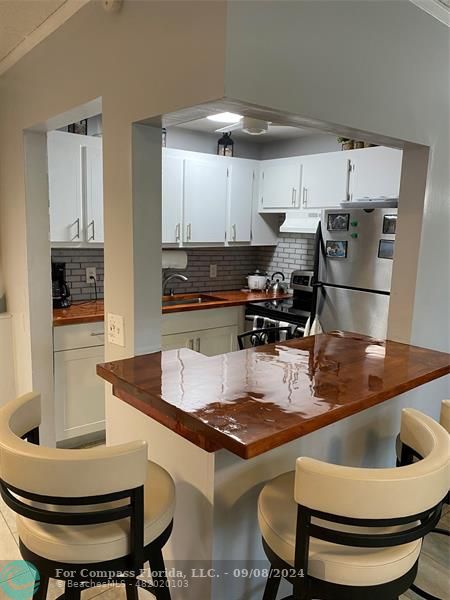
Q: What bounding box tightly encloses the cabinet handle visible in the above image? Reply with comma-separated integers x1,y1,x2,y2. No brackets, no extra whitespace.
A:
292,188,297,206
302,188,308,208
195,338,201,352
232,224,237,241
188,339,194,350
175,223,181,241
88,219,95,241
186,223,192,241
72,218,80,241
90,332,104,337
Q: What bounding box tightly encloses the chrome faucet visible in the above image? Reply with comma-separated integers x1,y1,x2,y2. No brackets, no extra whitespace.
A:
163,273,188,296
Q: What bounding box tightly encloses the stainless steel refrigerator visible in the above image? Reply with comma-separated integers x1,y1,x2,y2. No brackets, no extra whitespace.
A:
316,207,397,339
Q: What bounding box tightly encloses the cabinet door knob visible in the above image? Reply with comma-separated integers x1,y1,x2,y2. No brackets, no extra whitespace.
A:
187,223,192,241
232,224,237,241
175,223,181,241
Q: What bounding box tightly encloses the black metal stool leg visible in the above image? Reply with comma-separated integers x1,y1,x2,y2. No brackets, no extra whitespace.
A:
126,578,139,600
262,566,281,600
409,527,449,600
64,581,81,600
148,547,171,600
33,574,49,600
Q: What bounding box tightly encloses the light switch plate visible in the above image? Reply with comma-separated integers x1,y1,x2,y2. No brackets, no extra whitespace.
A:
210,264,217,278
108,313,125,347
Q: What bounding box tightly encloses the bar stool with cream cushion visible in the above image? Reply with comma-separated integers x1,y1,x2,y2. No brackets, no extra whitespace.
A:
0,393,175,600
258,408,450,600
397,400,450,600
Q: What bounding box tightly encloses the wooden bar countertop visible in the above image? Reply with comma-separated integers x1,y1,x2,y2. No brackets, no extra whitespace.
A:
97,331,450,459
53,290,291,326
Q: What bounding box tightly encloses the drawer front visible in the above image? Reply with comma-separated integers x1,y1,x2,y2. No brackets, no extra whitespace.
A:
54,321,105,351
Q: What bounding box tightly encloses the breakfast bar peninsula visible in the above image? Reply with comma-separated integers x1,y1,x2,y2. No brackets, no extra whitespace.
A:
98,332,450,600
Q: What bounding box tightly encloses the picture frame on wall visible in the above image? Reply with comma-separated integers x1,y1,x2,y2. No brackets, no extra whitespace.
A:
327,213,350,232
383,215,397,235
378,239,395,260
326,240,348,259
68,120,88,135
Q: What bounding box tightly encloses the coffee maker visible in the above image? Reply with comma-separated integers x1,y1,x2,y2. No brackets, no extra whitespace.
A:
52,262,71,308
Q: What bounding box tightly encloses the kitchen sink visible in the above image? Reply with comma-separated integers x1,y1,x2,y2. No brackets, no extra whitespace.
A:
162,294,224,307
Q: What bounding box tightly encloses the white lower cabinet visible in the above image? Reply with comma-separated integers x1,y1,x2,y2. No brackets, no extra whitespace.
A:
54,322,105,444
161,307,242,356
162,325,238,356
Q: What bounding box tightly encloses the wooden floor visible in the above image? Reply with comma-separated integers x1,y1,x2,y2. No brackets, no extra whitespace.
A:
0,496,448,600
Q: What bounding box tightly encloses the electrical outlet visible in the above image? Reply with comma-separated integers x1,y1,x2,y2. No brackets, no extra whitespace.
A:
86,267,97,283
108,313,125,347
210,264,217,278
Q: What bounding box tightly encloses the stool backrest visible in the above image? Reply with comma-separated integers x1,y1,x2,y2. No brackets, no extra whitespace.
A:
294,408,450,520
0,392,148,498
440,399,450,434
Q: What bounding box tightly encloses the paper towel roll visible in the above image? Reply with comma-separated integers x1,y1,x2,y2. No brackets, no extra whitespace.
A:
162,250,188,270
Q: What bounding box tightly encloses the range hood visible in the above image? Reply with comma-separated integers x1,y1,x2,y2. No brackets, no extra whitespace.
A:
341,198,398,209
280,210,321,234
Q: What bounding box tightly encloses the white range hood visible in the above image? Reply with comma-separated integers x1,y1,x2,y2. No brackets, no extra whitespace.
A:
280,210,321,234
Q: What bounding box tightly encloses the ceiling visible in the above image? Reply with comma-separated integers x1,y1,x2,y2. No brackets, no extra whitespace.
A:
0,0,90,76
0,0,65,62
175,116,324,144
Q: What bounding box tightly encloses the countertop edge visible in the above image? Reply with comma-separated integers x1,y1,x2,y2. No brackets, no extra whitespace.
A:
53,291,291,326
96,353,450,460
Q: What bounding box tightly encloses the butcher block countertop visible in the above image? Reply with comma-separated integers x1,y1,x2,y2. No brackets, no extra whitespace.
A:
97,331,450,459
53,290,291,326
53,300,105,327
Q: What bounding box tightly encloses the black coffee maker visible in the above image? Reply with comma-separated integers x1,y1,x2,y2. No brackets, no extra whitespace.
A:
52,262,71,308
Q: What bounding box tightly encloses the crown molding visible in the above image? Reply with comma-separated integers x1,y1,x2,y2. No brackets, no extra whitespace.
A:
410,0,450,26
0,0,91,77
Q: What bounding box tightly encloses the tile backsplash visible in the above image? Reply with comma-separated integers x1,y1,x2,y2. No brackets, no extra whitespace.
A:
51,233,315,302
163,247,259,294
257,233,315,284
163,235,315,294
51,248,104,302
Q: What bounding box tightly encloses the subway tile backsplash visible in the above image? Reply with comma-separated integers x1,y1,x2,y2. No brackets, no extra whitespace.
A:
51,248,104,302
163,235,315,294
51,234,314,301
257,233,315,284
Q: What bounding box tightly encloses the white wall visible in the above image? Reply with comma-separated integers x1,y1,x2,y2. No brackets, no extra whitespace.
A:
0,0,227,442
167,126,261,158
225,0,449,358
260,133,340,159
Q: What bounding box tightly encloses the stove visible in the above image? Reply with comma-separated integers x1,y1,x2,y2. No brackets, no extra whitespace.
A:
245,270,314,336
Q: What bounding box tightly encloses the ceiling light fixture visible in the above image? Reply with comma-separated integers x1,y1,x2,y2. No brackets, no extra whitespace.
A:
207,112,243,124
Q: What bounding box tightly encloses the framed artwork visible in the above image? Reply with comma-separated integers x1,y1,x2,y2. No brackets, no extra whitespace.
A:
378,239,395,260
326,240,348,259
382,215,397,235
327,213,350,232
68,120,88,135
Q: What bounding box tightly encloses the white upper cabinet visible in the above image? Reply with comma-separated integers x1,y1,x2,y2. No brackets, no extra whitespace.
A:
183,156,228,244
48,131,104,245
162,150,184,245
301,153,350,209
348,146,403,201
227,159,254,243
259,158,302,211
85,137,104,243
48,131,83,243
